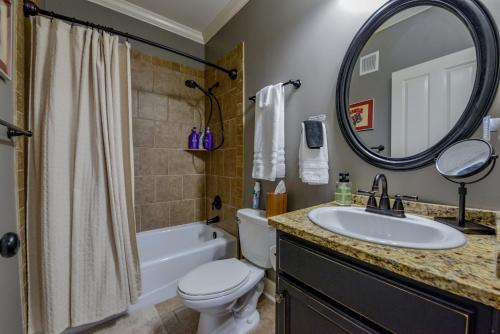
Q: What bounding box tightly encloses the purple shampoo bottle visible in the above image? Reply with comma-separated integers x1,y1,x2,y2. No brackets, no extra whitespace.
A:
188,127,199,149
203,127,213,150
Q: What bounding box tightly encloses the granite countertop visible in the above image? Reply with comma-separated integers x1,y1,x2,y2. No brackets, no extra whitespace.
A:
269,197,500,309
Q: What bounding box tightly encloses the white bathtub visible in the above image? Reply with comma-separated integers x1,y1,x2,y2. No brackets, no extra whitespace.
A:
128,222,237,312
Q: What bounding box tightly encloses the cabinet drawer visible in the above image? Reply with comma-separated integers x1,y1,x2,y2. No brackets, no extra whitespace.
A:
279,237,473,334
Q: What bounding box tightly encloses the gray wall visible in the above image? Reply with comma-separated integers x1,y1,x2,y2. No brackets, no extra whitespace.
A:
206,0,500,211
0,78,14,126
350,7,474,157
42,0,205,69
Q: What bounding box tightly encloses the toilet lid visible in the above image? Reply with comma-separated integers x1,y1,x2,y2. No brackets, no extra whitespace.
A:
178,259,250,297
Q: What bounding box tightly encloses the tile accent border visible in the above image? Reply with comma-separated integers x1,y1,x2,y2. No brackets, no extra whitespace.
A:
204,43,244,237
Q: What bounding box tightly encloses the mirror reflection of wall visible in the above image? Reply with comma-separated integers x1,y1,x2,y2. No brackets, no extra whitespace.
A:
349,6,476,158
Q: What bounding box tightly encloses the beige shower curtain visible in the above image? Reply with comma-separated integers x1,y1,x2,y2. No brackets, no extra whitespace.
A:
27,16,141,334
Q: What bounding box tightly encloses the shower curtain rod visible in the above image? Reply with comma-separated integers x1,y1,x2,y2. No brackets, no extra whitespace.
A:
22,1,238,81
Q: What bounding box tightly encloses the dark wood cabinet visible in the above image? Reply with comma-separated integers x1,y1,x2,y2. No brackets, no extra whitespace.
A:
277,277,378,334
276,232,500,334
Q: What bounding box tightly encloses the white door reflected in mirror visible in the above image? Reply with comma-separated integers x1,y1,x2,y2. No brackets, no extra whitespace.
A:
391,48,476,157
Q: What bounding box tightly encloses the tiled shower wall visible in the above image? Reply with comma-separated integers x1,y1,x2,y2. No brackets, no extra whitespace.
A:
131,50,207,232
205,43,245,237
132,44,244,236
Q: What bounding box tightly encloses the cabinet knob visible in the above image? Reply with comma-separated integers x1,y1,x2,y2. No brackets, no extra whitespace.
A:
0,232,20,258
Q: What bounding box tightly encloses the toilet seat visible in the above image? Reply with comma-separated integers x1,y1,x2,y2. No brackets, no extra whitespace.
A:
178,259,250,301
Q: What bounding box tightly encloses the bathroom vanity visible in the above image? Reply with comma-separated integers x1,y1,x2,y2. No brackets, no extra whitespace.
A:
270,0,500,330
270,199,500,334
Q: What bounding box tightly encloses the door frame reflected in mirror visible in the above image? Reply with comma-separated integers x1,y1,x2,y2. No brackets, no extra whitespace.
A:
336,0,500,170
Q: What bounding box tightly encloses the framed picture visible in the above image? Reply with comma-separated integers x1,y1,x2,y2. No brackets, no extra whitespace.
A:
0,0,13,80
349,99,374,131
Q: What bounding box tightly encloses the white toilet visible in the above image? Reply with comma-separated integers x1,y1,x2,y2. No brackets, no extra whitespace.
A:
177,208,276,334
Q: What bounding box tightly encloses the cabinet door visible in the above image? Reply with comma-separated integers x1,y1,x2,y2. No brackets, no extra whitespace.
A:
277,277,379,334
279,237,473,334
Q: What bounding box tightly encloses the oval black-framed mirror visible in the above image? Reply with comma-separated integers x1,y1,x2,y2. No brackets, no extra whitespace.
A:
336,0,499,170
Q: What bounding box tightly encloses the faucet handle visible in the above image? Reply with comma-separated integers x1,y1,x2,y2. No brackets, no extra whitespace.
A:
392,195,405,217
392,195,419,218
357,189,377,208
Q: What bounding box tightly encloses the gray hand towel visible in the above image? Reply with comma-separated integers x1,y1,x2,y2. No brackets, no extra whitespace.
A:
303,121,324,149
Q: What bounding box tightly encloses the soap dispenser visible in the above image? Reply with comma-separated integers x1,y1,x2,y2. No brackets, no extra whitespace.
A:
335,172,352,206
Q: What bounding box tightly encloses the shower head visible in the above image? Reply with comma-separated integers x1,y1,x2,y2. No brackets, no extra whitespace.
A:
185,80,210,96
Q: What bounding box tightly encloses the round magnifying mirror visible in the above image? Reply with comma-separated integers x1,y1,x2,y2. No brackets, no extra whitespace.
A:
436,139,495,179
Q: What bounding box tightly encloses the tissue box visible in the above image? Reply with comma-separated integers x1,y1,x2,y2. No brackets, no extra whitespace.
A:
267,193,287,218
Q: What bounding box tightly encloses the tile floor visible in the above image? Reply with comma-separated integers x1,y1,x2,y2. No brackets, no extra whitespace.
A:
87,296,275,334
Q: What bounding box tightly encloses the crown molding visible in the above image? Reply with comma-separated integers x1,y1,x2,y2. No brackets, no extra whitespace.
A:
86,0,249,44
86,0,205,44
203,0,250,43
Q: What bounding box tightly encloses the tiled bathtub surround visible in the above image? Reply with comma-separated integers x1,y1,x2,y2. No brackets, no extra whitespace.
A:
131,50,207,232
205,43,245,237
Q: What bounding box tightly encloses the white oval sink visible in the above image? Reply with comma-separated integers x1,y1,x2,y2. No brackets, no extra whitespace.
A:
308,207,466,249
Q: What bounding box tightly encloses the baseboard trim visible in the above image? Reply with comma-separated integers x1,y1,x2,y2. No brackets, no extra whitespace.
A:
263,278,276,303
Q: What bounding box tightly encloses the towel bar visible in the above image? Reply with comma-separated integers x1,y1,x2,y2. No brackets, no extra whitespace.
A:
249,79,301,101
0,118,32,139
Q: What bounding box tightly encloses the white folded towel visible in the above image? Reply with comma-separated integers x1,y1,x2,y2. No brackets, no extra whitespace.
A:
252,83,285,181
299,122,329,185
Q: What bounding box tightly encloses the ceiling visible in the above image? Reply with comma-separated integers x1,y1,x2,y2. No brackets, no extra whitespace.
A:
87,0,250,44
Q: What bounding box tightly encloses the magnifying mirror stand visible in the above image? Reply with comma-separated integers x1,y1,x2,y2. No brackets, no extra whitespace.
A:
435,182,495,235
435,150,497,235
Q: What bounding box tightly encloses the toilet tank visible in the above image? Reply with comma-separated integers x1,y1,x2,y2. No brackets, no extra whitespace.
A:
237,208,276,269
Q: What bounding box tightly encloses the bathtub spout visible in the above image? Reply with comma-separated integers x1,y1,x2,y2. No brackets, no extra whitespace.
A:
206,216,220,225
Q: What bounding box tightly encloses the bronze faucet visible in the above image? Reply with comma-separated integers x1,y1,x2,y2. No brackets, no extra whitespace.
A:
359,174,418,218
371,173,390,210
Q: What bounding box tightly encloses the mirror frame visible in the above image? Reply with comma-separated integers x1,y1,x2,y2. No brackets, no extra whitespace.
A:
336,0,500,170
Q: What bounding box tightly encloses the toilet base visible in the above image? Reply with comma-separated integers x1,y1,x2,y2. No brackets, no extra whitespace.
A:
195,280,264,334
197,309,260,334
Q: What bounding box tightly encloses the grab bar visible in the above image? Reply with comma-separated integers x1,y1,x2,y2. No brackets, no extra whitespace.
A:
0,118,32,139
